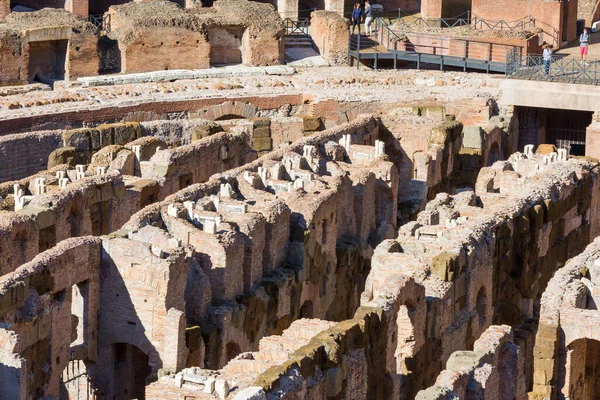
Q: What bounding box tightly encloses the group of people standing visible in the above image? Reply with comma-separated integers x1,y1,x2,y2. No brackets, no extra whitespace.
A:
542,28,592,78
351,1,374,36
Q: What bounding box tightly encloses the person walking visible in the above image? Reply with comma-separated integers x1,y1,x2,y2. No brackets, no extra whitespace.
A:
580,28,590,65
543,43,553,78
351,3,362,35
364,1,373,36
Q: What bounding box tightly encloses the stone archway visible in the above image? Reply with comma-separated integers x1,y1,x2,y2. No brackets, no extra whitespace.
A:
199,101,258,121
111,342,152,400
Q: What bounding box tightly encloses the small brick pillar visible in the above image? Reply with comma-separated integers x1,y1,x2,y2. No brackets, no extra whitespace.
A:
420,0,443,20
65,0,88,17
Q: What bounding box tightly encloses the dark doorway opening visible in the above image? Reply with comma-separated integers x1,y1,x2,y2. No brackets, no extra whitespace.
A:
515,106,593,156
28,40,68,84
209,27,244,66
441,0,471,19
299,0,324,19
112,342,151,400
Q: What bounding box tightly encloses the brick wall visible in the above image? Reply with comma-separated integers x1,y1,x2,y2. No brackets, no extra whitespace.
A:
472,0,576,45
310,10,350,66
0,237,102,399
122,27,210,73
421,0,443,19
0,131,63,183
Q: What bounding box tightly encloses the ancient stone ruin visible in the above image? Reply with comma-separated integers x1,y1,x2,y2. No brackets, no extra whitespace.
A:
2,0,600,399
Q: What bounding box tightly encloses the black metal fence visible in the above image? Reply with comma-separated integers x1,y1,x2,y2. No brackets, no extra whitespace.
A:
505,48,600,85
284,18,310,36
87,14,111,33
472,15,534,31
547,128,586,155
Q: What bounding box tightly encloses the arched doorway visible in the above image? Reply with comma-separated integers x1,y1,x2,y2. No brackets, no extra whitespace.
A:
226,342,242,362
563,338,600,400
112,342,151,399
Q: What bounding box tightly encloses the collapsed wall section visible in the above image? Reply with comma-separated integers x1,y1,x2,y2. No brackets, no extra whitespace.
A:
530,236,600,399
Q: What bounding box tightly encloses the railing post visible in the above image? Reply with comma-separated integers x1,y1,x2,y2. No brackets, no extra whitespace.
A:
357,33,361,69
348,32,351,66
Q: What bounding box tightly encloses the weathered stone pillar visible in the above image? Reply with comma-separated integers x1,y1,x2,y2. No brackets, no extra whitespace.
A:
0,0,9,20
278,0,298,20
585,112,600,160
65,0,88,17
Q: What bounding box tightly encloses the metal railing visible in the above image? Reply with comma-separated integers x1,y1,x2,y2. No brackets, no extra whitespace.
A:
547,128,586,155
375,17,404,51
380,10,559,47
87,14,111,33
505,48,600,85
472,15,534,31
396,11,472,29
284,18,310,36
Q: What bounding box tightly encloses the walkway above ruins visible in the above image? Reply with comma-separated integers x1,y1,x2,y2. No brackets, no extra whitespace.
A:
499,78,600,112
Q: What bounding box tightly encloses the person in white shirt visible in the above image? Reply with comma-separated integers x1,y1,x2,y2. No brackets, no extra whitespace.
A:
543,43,553,78
364,1,373,36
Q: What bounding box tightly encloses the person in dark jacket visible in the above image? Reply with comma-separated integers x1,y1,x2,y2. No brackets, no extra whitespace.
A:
351,3,362,35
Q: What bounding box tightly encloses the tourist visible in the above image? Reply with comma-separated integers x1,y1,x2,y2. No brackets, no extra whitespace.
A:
351,3,362,35
364,1,373,36
580,28,590,65
543,43,553,78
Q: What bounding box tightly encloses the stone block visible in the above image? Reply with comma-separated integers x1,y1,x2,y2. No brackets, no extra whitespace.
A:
462,126,484,149
249,117,271,128
413,105,446,121
192,123,223,141
253,127,271,138
97,122,142,146
253,137,272,152
234,387,267,400
17,206,56,230
298,115,322,132
536,144,557,155
48,147,77,169
431,252,459,282
90,127,112,150
63,129,92,151
446,350,487,370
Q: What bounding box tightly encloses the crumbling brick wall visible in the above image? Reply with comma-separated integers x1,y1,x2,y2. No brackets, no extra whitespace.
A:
0,237,102,400
120,26,210,72
310,10,350,66
0,173,142,274
530,236,600,399
416,325,522,399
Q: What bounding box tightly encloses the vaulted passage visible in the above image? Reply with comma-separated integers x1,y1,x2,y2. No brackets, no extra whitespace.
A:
112,343,151,400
